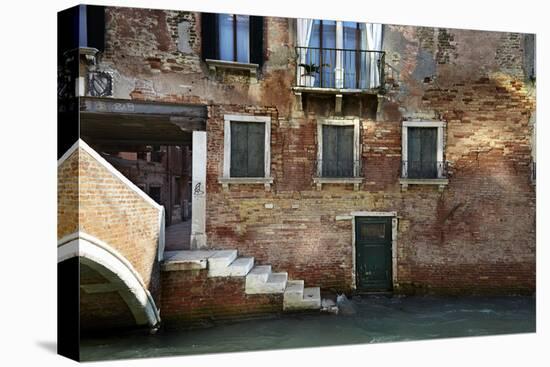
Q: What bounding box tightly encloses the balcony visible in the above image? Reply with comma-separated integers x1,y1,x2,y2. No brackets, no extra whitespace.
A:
400,161,449,191
293,46,385,113
313,159,363,191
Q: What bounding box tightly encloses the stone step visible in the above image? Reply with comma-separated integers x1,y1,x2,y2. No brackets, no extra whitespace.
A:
207,250,238,272
209,256,254,277
161,250,216,271
301,287,321,309
246,265,272,283
283,280,304,303
246,271,288,294
283,285,321,311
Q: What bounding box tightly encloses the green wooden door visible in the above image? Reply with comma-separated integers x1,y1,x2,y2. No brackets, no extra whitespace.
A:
355,217,393,291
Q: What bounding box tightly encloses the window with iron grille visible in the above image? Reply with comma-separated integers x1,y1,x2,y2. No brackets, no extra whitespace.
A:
322,125,354,177
316,119,361,179
401,121,446,180
407,127,438,179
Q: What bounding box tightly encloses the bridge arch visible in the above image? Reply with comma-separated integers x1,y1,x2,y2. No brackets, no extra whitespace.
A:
58,232,161,329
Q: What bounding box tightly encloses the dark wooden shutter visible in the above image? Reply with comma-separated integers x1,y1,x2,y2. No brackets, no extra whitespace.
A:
407,127,437,178
421,128,437,178
337,126,354,177
201,13,218,60
247,122,265,177
230,122,248,177
230,121,265,177
322,125,354,177
408,127,422,178
86,5,105,51
322,125,338,177
249,16,264,66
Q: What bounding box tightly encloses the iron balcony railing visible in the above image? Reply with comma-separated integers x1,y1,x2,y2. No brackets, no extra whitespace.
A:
401,161,448,179
296,46,385,90
316,160,362,178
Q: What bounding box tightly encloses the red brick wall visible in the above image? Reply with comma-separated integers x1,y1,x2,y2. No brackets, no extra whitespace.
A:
161,269,282,326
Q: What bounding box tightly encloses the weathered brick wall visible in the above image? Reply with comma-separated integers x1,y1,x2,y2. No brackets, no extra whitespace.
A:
77,147,162,292
58,150,79,238
161,269,282,327
99,9,295,112
93,8,535,294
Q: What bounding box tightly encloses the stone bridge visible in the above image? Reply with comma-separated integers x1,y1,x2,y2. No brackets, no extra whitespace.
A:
57,139,165,331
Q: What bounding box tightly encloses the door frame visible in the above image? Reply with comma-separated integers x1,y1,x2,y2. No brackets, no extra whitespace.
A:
351,211,398,290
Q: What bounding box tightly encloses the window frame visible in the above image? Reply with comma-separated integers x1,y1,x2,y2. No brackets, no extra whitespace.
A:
317,118,361,178
220,114,273,190
400,120,448,191
314,118,363,190
201,13,264,82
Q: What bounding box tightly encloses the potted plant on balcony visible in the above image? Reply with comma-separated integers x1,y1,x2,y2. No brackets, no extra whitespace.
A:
299,62,327,87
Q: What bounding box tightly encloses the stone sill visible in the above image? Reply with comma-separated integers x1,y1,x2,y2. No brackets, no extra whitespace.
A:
219,177,274,191
205,59,259,82
399,178,449,192
313,177,364,191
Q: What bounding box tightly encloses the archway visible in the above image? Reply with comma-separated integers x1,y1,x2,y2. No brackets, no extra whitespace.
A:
58,232,161,330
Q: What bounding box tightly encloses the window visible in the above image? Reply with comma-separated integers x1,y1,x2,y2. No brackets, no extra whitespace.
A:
218,14,250,63
220,115,272,190
308,20,361,88
406,127,438,178
201,13,264,66
296,19,383,89
314,118,362,190
400,121,448,191
230,121,265,177
321,125,354,177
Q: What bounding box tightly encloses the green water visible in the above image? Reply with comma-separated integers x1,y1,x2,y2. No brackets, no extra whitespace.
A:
80,296,535,361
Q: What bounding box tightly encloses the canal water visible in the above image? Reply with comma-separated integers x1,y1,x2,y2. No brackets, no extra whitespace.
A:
80,295,535,361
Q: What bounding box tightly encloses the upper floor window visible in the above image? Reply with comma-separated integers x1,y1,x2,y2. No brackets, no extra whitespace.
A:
201,13,264,66
321,125,355,177
229,120,265,177
296,19,383,90
401,121,447,181
316,118,361,178
218,14,250,63
406,127,438,178
220,115,273,190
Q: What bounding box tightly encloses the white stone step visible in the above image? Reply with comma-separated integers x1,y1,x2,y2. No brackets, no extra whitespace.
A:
207,250,238,272
283,285,321,311
246,265,272,283
301,287,321,309
283,280,304,303
246,271,288,294
208,256,254,277
228,257,254,275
